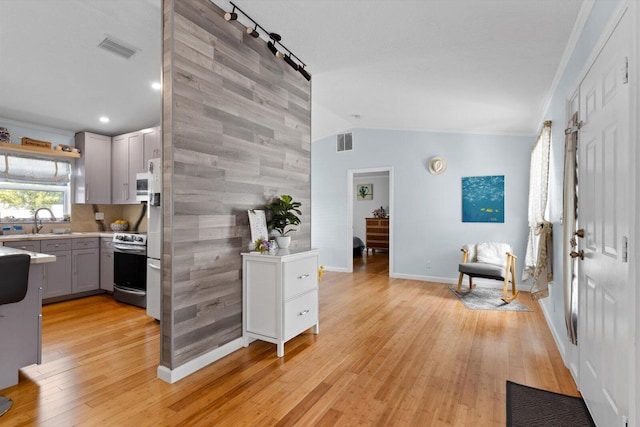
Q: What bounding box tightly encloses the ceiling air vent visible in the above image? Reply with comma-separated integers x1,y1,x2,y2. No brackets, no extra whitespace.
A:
98,35,139,59
337,132,353,152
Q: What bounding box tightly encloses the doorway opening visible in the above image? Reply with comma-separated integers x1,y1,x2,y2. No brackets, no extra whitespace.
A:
347,167,393,275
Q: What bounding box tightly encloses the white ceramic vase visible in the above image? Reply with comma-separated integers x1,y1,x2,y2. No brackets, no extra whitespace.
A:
275,236,291,249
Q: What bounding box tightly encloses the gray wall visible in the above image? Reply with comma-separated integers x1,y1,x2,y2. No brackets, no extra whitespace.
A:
312,128,533,281
162,0,311,368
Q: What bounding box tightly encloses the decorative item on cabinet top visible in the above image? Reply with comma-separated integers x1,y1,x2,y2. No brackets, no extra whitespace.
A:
372,206,387,218
264,195,302,250
0,127,10,143
0,141,80,159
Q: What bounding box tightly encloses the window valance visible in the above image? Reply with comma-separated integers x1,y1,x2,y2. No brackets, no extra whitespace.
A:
0,153,71,185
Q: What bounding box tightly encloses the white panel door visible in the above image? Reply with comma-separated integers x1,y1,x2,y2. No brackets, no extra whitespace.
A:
578,11,629,427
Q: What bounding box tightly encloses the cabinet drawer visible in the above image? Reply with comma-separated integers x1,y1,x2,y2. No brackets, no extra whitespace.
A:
283,256,318,299
284,290,318,340
3,240,40,252
41,239,72,252
72,238,99,250
101,238,114,251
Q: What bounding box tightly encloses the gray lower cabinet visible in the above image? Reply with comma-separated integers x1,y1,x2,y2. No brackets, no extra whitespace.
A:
4,237,100,301
72,238,100,293
0,262,43,390
100,238,114,292
41,239,72,299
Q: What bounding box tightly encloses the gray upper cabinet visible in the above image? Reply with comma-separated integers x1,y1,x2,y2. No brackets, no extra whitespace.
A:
112,131,144,204
142,126,161,164
75,132,112,204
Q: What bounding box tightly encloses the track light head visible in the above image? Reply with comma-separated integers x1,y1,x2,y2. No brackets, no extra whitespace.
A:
267,41,278,56
246,26,259,38
267,41,284,59
298,67,311,81
284,55,298,71
224,7,238,21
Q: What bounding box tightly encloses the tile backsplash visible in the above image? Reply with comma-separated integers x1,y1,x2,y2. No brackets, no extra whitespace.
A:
72,204,147,232
1,204,148,234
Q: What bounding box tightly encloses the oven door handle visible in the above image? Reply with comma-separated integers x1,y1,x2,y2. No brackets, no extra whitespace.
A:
114,286,146,296
113,244,146,254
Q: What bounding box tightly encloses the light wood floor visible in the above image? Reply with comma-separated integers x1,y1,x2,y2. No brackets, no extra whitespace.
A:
353,251,389,276
2,268,579,426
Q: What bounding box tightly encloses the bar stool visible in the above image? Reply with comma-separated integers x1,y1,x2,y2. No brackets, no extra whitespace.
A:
0,254,31,417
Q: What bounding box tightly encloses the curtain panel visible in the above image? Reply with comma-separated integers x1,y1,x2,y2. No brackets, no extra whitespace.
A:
563,113,579,345
523,121,553,298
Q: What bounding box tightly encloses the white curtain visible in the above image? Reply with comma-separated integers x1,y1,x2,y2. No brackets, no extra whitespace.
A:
523,121,552,298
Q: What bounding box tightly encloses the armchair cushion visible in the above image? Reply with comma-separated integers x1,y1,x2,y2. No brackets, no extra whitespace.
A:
476,242,511,267
458,262,505,280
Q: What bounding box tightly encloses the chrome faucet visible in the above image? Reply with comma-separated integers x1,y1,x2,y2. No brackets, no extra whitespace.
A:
33,207,56,234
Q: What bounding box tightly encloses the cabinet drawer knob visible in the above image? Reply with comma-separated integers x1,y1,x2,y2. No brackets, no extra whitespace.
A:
297,309,310,316
297,274,310,280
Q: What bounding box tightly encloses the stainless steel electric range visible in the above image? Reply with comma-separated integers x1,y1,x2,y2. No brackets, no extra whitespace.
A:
112,232,147,308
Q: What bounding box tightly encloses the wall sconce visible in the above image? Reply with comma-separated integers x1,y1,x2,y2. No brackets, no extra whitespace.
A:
428,157,447,175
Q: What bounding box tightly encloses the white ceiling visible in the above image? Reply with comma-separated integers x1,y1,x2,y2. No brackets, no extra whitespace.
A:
0,0,585,140
0,0,162,136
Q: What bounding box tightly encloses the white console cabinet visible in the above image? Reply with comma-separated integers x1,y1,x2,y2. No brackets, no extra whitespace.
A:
242,248,319,357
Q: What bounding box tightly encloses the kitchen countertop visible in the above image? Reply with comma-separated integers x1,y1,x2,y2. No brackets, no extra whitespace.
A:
0,245,56,263
0,231,115,242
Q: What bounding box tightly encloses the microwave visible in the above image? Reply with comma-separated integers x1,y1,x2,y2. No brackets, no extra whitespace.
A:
136,172,149,202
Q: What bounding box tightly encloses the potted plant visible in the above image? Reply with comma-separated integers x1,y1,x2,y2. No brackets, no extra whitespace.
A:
265,194,301,249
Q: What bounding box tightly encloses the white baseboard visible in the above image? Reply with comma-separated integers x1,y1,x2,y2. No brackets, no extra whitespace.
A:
322,266,350,273
537,297,579,384
156,337,244,384
389,272,505,289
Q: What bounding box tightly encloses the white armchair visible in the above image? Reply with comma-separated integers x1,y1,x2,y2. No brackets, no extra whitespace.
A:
457,242,518,303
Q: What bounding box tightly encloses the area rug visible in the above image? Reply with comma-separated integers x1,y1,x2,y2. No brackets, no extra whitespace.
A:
506,381,595,426
448,287,532,311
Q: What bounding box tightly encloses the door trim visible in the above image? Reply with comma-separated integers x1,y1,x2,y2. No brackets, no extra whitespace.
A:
346,167,394,274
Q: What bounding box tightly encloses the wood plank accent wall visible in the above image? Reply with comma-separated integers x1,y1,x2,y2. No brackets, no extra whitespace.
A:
162,0,311,369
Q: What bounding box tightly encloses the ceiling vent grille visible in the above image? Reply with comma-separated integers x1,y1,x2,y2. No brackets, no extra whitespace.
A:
98,36,139,59
337,132,353,152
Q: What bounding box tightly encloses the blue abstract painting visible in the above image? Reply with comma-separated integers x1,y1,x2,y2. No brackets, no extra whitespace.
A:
462,175,504,223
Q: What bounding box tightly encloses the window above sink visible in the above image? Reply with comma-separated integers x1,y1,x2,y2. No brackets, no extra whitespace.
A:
0,154,71,221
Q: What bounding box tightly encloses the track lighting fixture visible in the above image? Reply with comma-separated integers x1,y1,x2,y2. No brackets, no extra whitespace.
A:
298,66,311,81
246,25,259,38
267,41,279,57
223,2,311,81
284,55,298,71
224,7,238,21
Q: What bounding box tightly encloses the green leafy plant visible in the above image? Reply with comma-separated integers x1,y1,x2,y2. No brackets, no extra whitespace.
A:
265,194,302,236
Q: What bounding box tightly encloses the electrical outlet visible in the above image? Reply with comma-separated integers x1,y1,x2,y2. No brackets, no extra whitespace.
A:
95,212,105,220
426,260,432,269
